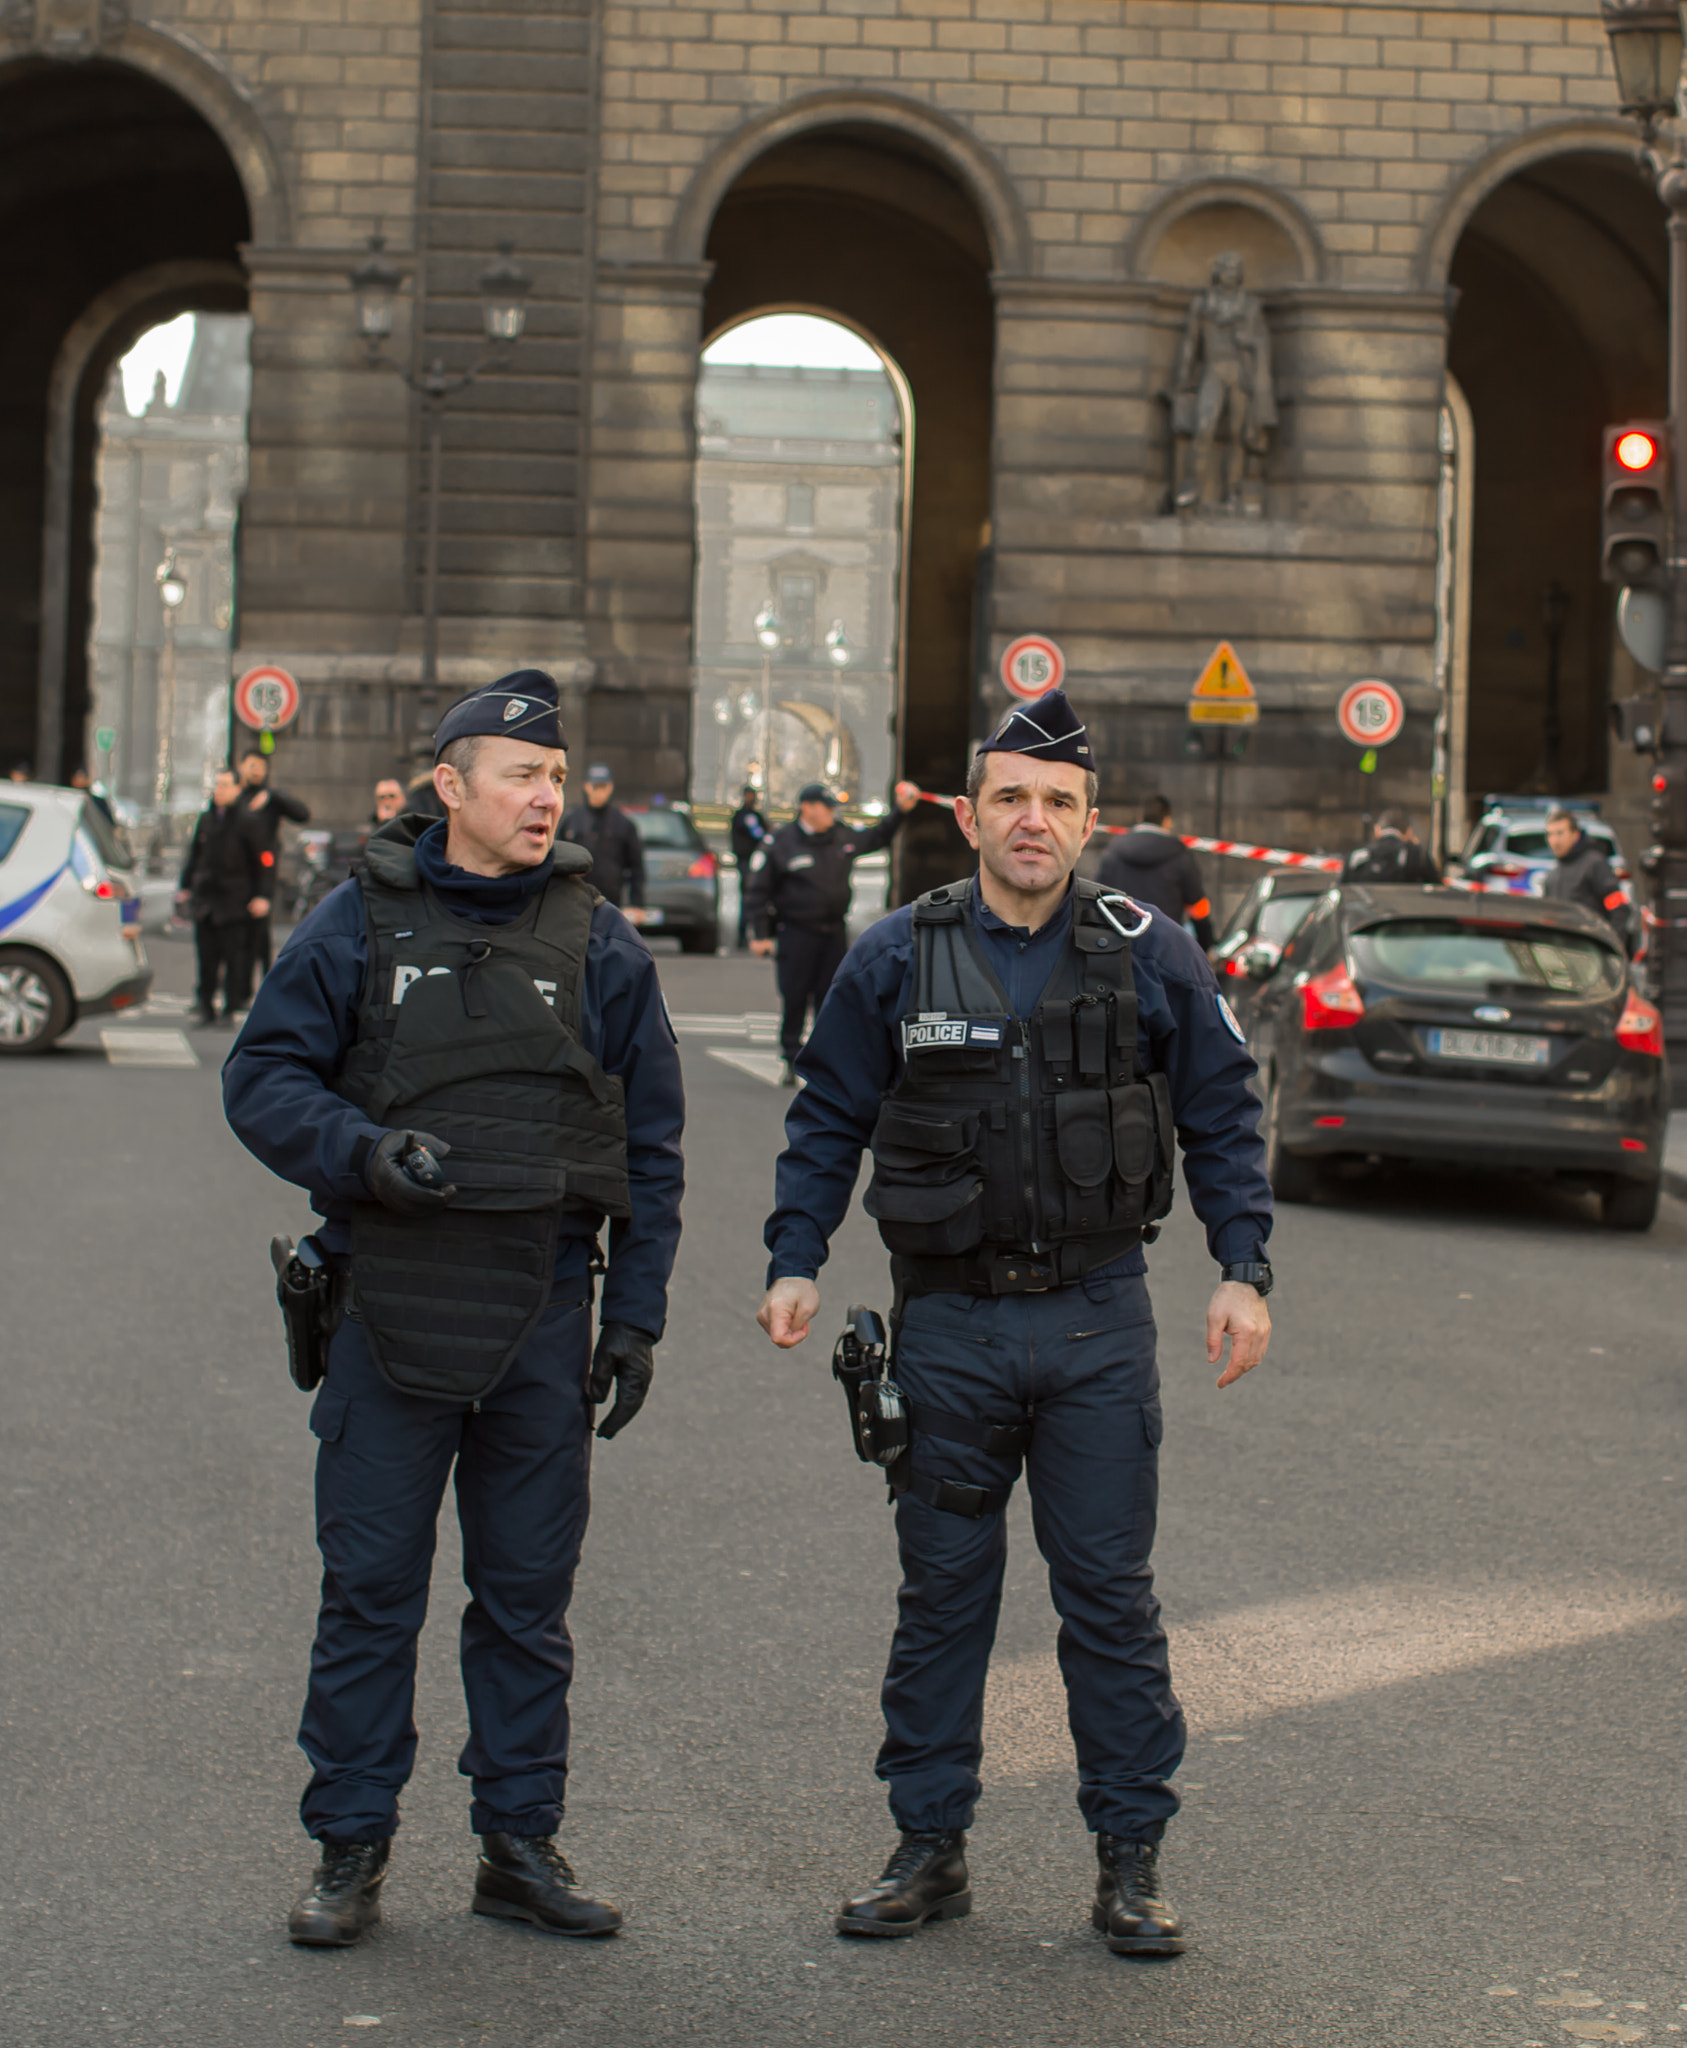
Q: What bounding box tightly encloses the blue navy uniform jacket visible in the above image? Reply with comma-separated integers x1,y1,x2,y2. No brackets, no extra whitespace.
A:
223,845,686,1340
765,876,1271,1283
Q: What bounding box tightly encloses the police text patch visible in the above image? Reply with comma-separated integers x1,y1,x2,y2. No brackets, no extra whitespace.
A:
903,1018,968,1051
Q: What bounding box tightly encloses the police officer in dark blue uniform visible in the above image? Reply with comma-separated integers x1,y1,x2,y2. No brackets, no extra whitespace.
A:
757,690,1272,1955
224,671,685,1948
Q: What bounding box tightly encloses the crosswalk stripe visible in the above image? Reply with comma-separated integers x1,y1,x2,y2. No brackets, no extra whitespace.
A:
706,1046,795,1088
100,1029,199,1068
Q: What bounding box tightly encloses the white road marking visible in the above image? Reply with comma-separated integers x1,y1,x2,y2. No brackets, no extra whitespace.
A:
100,1029,199,1068
670,1011,780,1044
706,1047,792,1088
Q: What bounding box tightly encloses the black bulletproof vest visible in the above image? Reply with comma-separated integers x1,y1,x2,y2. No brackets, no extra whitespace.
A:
335,827,629,1401
864,878,1175,1280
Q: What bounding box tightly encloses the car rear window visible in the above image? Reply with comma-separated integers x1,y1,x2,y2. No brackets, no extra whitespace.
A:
1256,892,1319,946
79,798,131,869
0,802,27,864
1351,919,1623,997
628,808,699,849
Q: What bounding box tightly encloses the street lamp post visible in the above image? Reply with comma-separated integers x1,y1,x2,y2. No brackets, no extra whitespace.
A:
349,234,532,703
824,619,852,785
1599,0,1687,1083
754,602,781,798
152,548,187,812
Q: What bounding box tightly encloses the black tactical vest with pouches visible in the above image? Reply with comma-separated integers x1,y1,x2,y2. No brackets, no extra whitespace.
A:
864,878,1174,1280
335,823,629,1400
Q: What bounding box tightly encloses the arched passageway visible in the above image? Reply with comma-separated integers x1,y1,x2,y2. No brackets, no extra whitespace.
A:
0,57,250,779
1447,150,1665,821
701,123,995,891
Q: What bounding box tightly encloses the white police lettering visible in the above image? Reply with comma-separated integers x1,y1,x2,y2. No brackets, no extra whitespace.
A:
392,964,455,1004
533,978,558,1008
502,698,527,721
1216,993,1247,1043
903,1018,968,1051
968,1023,1002,1045
787,855,815,872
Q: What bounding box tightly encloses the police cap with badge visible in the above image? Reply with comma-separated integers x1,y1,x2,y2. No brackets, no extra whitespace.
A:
433,669,567,757
974,686,1093,769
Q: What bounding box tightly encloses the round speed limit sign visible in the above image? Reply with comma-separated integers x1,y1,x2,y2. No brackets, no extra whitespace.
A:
233,664,301,732
1000,634,1066,700
1336,679,1404,748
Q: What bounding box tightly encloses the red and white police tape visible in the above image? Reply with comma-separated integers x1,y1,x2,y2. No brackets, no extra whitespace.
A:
908,788,1624,902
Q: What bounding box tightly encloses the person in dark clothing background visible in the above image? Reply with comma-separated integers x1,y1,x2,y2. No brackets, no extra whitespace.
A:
177,765,268,1024
68,765,117,826
1542,805,1630,941
405,767,449,819
372,776,407,825
747,779,919,1080
236,747,311,976
729,784,770,949
560,765,646,917
1341,809,1440,886
1097,796,1214,949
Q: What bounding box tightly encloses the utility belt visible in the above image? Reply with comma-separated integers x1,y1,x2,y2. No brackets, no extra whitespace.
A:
891,1226,1143,1299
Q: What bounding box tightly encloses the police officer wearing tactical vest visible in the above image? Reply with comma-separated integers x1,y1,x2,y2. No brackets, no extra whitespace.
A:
224,671,685,1948
758,689,1272,1954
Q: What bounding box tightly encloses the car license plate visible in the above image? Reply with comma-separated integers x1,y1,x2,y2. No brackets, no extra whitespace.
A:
1423,1027,1551,1066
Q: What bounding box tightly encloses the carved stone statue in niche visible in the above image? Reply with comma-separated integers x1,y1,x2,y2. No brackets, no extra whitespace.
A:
1170,252,1277,517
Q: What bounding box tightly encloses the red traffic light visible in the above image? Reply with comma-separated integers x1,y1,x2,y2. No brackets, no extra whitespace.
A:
1617,429,1661,471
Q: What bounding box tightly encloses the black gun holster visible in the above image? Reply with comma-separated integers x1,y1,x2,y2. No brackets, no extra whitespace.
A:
270,1234,348,1392
832,1305,909,1476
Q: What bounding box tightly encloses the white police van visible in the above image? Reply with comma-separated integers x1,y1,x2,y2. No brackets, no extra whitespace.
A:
0,784,152,1052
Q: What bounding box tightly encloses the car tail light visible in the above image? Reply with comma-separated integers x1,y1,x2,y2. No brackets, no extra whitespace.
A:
1621,1137,1648,1153
1221,953,1247,977
1313,1115,1346,1128
1300,962,1364,1030
1484,860,1526,878
686,851,717,879
1616,988,1664,1056
111,992,137,1010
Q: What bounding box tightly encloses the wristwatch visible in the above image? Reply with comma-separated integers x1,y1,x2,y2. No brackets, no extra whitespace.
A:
1220,1260,1274,1297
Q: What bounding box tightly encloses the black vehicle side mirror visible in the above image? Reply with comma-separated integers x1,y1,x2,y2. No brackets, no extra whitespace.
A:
1241,942,1281,981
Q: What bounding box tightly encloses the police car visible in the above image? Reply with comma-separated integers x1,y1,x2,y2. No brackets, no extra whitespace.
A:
0,783,151,1052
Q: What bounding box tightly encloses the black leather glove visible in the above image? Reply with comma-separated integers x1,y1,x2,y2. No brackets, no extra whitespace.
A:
365,1129,457,1216
587,1322,655,1440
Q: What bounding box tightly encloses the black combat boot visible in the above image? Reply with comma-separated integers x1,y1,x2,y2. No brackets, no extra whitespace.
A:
835,1829,971,1938
1093,1834,1185,1955
287,1837,391,1946
472,1833,623,1937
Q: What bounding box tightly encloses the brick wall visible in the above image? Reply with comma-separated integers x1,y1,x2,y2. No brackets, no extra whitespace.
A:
596,0,1617,282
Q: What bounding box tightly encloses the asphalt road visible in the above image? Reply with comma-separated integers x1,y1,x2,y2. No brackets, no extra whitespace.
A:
4,928,1686,2048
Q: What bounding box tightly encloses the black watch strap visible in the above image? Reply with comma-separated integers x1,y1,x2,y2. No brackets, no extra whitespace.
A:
1220,1260,1273,1297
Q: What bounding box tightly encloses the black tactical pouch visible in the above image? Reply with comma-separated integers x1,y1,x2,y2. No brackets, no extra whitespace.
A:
861,1104,986,1256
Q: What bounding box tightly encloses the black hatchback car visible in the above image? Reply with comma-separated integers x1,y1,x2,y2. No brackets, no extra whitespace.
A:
1242,885,1668,1229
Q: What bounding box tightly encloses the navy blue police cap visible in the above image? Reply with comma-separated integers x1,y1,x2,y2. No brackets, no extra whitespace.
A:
796,782,838,806
432,669,566,758
975,686,1092,768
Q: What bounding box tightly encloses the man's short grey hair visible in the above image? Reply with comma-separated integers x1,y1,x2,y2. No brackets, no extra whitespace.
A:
438,735,483,781
966,749,1098,812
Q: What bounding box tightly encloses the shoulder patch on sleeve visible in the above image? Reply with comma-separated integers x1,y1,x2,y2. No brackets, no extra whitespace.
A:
1216,992,1247,1043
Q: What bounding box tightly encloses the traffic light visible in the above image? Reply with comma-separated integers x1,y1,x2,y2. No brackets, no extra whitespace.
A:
1650,763,1687,844
1602,423,1669,585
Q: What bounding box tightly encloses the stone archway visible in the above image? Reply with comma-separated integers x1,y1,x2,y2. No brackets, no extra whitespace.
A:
1444,147,1666,837
0,53,254,779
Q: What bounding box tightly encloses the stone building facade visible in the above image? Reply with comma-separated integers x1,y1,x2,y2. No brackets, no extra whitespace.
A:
1,0,1667,884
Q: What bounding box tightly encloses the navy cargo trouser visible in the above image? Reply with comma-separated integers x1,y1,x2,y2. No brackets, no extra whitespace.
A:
879,1263,1184,1842
298,1295,594,1844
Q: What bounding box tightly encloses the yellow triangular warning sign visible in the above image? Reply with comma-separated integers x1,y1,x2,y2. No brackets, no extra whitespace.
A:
1188,640,1260,725
1190,641,1255,699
